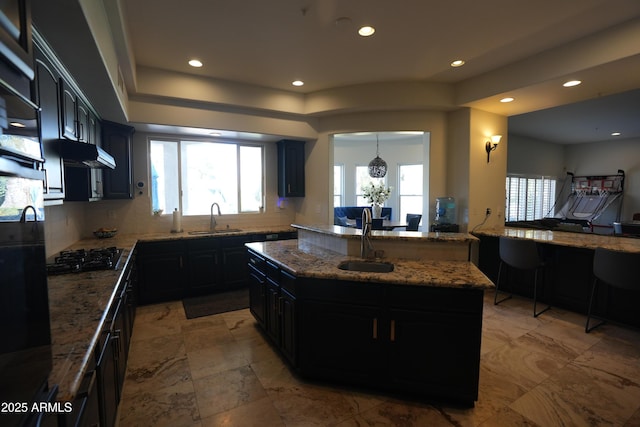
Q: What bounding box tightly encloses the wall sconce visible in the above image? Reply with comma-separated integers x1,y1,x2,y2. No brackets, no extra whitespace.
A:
485,135,502,163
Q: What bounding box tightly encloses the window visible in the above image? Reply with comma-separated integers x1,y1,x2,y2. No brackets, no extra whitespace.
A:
333,164,344,207
398,164,423,222
506,175,556,221
355,165,386,206
150,139,264,215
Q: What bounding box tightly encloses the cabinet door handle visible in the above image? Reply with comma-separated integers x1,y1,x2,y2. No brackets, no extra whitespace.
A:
372,317,378,339
42,168,49,193
287,184,291,193
390,320,395,342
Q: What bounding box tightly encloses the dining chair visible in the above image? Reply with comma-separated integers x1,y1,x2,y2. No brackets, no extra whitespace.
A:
495,237,551,317
405,214,422,231
585,248,640,332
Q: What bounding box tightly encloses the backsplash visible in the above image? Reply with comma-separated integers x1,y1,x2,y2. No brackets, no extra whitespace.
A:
45,203,86,257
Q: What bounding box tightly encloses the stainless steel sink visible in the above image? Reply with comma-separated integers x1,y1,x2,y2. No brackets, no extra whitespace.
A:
337,260,395,273
188,229,243,235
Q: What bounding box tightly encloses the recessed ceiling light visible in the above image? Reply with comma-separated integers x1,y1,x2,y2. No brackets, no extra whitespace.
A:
500,97,514,103
611,132,621,136
292,80,304,87
450,60,465,67
563,80,581,87
358,26,375,37
188,59,203,68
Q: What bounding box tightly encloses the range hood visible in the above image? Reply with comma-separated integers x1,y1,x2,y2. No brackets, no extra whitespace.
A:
59,140,116,169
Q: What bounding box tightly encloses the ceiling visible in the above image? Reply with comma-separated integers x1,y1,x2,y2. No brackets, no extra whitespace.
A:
32,0,640,144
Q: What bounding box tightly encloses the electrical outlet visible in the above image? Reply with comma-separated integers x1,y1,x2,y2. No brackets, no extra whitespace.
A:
486,208,492,216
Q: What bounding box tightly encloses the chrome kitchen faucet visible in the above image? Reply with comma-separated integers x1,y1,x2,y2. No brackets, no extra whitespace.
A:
210,202,221,230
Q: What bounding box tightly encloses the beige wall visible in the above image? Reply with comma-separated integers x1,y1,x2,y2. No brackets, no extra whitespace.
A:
43,106,509,256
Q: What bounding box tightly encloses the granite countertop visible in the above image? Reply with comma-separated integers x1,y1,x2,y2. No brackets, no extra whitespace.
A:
46,225,296,402
474,226,640,253
293,224,479,242
246,239,494,290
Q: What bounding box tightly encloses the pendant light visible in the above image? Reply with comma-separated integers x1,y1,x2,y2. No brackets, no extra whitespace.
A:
368,134,387,178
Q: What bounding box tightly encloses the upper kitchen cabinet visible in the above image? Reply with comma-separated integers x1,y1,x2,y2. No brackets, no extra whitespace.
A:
277,139,305,197
61,80,99,144
0,0,34,99
102,120,134,199
33,42,64,201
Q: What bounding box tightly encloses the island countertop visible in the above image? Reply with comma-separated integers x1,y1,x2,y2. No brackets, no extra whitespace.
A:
473,226,640,253
293,223,479,242
246,239,494,290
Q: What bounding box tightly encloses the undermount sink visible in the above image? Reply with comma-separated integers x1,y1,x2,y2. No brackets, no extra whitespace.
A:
337,260,395,273
188,228,243,235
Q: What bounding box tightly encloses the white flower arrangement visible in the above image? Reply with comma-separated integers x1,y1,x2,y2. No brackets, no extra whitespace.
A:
361,182,392,205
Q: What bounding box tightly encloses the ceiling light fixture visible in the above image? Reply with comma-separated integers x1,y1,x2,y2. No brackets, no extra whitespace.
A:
500,97,514,103
485,135,502,163
563,80,581,87
9,121,25,128
450,60,465,67
188,59,203,68
368,133,387,178
611,132,621,136
358,26,375,37
292,80,304,87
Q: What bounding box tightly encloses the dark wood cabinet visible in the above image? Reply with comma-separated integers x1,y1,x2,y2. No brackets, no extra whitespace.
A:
137,240,186,305
33,45,65,201
248,256,267,326
186,237,220,297
277,139,305,197
102,120,135,199
60,80,79,141
249,251,298,365
248,250,483,405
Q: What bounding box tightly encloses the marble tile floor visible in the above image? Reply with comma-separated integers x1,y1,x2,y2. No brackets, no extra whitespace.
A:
117,292,640,427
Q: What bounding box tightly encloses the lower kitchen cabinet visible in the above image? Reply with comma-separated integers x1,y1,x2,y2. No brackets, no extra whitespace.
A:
137,232,296,305
249,251,298,366
136,240,186,304
186,237,221,297
299,301,383,383
248,248,484,406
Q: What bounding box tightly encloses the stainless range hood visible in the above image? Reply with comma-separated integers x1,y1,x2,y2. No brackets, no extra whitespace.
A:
59,140,116,169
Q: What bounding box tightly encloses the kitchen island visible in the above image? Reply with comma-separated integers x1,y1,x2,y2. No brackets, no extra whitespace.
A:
245,237,493,406
473,226,640,328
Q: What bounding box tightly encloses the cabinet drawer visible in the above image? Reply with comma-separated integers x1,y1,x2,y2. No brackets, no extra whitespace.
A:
248,251,265,272
187,237,220,252
281,270,296,294
265,260,280,282
300,278,384,305
137,240,185,256
389,286,483,313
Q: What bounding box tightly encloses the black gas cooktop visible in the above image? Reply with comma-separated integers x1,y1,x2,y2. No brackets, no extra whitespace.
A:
46,247,123,275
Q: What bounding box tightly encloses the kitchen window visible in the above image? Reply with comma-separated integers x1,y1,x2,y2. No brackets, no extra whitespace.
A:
334,164,344,207
150,139,264,215
506,175,557,221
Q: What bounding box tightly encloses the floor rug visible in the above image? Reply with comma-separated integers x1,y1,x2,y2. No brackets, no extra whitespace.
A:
182,288,249,319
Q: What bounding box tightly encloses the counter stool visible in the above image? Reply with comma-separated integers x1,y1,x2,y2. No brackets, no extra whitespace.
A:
495,237,551,317
585,248,640,333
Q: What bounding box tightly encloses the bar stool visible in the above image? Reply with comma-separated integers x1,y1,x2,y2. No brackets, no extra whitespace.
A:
585,248,640,333
494,237,551,317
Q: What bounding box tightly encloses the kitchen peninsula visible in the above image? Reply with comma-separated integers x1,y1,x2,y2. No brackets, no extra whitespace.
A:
246,224,494,406
473,227,640,328
46,225,295,427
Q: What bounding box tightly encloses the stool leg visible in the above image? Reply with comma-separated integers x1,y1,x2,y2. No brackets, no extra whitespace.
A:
585,277,605,333
494,261,513,305
532,268,551,317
